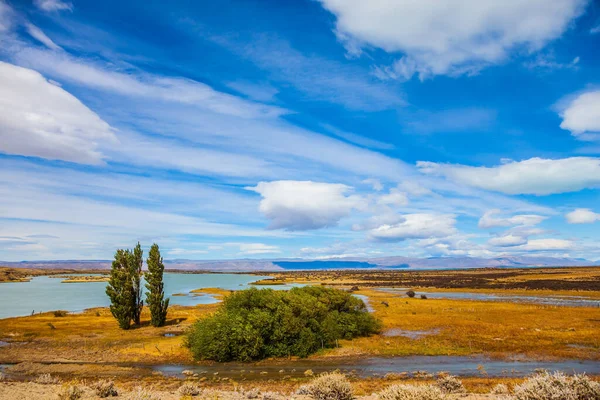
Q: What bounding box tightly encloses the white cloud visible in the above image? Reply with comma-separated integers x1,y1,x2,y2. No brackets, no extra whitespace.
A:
362,178,383,191
239,243,281,255
418,157,600,195
211,34,405,111
0,61,116,164
479,209,547,228
488,234,528,247
517,238,574,251
324,124,395,150
397,181,432,197
592,25,600,34
13,47,284,119
318,0,586,79
33,0,73,12
368,213,457,242
565,208,600,224
109,131,272,178
559,90,600,140
404,108,496,134
226,81,279,102
248,181,365,230
25,23,61,50
0,0,14,33
377,188,409,207
6,45,411,181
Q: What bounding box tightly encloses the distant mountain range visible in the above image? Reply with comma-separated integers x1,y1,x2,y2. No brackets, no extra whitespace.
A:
1,255,594,271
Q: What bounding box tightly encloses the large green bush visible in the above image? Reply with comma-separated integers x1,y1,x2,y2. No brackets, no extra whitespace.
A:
185,286,381,361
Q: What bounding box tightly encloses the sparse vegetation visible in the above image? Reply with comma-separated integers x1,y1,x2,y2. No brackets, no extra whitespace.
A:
53,310,68,317
129,387,161,400
186,286,380,361
93,380,118,397
296,372,354,400
35,373,59,384
491,383,510,395
377,384,445,400
57,384,84,400
514,371,600,400
436,375,465,394
178,382,201,396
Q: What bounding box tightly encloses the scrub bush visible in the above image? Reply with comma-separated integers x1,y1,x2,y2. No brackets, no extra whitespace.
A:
377,384,445,400
436,375,465,394
514,371,600,400
93,380,118,397
296,373,354,400
186,286,380,361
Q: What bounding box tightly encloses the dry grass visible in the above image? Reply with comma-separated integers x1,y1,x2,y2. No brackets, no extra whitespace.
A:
0,303,217,365
329,288,600,360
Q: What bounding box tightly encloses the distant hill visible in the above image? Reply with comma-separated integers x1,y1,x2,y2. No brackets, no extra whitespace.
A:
0,255,593,272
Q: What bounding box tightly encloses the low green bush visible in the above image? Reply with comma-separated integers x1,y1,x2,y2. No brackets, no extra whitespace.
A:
185,286,380,361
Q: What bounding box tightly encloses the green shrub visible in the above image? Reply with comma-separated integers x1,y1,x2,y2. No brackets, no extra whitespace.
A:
186,286,380,362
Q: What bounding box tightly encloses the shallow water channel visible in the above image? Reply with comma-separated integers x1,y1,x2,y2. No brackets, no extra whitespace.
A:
153,356,600,379
378,288,600,307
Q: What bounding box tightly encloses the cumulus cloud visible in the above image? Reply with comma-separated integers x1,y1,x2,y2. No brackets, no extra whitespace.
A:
418,157,600,195
368,213,457,242
479,209,547,228
33,0,73,12
0,62,116,164
317,0,586,79
248,181,365,230
559,90,600,140
565,208,600,224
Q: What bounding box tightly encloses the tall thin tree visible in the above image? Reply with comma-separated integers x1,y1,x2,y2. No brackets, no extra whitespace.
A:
106,249,134,329
131,242,144,325
145,243,169,327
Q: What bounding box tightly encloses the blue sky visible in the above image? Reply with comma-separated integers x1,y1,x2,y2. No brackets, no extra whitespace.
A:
0,0,599,261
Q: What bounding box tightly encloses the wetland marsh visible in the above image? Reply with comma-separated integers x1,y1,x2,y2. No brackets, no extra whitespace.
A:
0,266,599,395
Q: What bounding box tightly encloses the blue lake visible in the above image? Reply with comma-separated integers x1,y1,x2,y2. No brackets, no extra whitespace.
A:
0,273,305,319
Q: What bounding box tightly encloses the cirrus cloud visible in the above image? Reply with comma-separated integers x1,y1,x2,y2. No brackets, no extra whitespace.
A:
418,157,600,195
479,209,547,228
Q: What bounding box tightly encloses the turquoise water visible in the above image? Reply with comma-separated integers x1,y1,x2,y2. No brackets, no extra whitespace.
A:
0,273,305,319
